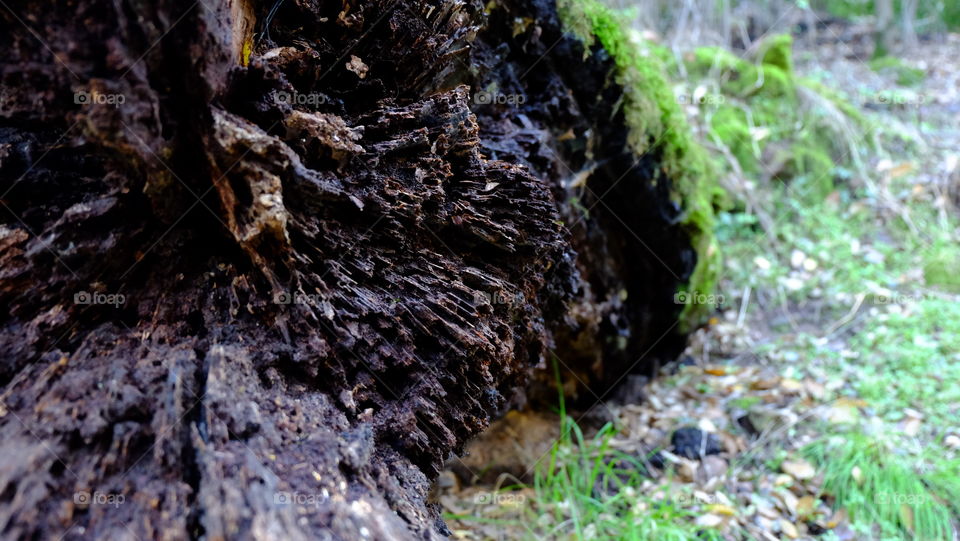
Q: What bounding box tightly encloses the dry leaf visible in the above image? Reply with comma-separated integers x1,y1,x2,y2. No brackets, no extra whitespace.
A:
781,458,816,480
706,503,737,516
750,376,781,390
826,508,848,528
902,416,922,437
796,495,817,517
780,519,799,539
900,504,915,533
780,378,804,392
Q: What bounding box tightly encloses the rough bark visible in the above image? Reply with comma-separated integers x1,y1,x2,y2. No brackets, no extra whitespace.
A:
0,0,696,539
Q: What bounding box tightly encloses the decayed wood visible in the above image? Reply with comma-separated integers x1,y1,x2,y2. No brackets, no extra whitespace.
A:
0,0,697,538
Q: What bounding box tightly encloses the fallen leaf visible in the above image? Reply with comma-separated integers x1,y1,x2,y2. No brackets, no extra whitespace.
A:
902,416,922,437
776,489,799,515
900,504,915,533
780,378,803,392
774,474,793,487
797,495,817,517
706,503,737,516
750,376,781,390
780,519,799,539
826,508,848,528
781,458,816,480
828,402,860,424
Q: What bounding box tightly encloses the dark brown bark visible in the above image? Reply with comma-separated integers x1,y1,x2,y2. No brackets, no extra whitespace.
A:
0,0,696,539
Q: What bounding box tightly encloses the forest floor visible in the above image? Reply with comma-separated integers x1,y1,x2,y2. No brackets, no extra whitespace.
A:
437,20,960,541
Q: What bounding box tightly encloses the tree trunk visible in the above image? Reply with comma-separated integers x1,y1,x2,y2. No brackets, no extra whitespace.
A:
874,0,895,57
0,0,697,538
901,0,919,51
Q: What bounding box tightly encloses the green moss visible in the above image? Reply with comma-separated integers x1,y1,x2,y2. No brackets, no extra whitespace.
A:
686,36,876,203
757,33,794,73
789,140,836,200
689,37,798,100
799,78,870,127
709,105,757,173
923,249,960,292
869,56,926,87
557,0,724,329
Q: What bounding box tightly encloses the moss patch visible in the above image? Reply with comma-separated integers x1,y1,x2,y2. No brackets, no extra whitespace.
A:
869,56,926,87
685,35,878,204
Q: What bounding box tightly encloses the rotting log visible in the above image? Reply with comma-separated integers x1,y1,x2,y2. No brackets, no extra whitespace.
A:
0,0,700,538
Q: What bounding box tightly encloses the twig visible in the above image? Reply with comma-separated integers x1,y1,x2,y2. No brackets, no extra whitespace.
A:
822,292,866,338
737,285,751,329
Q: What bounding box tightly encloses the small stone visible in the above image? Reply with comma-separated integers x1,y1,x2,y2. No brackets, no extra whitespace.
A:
945,434,960,450
671,427,723,459
695,513,724,527
783,277,804,291
677,460,698,482
699,455,728,482
436,471,458,490
790,250,806,268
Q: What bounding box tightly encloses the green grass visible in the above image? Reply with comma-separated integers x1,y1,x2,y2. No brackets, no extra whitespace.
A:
804,433,957,540
446,361,721,541
519,360,715,540
529,416,714,540
715,120,960,540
